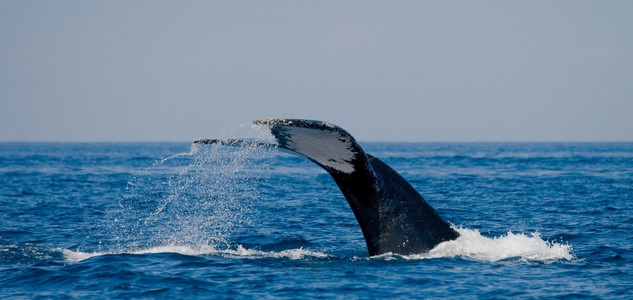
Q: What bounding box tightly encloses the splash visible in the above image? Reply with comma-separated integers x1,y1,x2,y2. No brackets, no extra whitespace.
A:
394,227,574,262
106,124,276,253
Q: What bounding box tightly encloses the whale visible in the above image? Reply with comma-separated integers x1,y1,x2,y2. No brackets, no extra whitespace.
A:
195,119,459,256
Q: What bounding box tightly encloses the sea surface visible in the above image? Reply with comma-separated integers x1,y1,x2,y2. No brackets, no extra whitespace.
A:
1,141,632,298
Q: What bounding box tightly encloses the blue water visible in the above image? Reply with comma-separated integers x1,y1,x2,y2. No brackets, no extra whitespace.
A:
1,142,632,298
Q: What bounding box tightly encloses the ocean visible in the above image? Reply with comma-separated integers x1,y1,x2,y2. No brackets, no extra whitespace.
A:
1,141,631,298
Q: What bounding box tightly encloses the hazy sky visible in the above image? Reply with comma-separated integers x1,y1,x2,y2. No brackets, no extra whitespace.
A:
2,1,632,142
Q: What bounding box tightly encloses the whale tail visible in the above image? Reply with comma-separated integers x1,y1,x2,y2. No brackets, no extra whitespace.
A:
196,118,459,256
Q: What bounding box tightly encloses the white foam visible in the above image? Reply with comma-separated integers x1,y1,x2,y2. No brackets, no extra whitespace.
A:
217,245,329,260
396,227,574,262
62,244,328,263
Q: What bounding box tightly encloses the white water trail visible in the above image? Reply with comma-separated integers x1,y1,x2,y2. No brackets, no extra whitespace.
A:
62,245,328,263
64,227,572,264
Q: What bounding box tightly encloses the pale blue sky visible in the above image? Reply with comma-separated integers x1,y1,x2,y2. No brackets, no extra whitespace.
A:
2,1,632,142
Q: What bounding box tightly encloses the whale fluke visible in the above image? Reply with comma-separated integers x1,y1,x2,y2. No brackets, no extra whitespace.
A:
197,119,459,256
